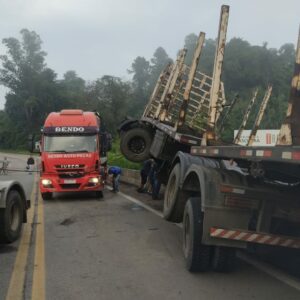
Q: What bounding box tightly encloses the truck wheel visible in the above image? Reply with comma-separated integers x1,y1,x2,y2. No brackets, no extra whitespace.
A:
163,164,182,222
183,197,211,272
120,128,152,162
212,246,236,272
0,190,23,244
41,192,52,200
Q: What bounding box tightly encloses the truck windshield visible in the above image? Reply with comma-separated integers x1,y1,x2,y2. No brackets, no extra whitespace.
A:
43,135,97,153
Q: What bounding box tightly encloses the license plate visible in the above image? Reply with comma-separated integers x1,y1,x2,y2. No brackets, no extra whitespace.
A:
64,179,76,184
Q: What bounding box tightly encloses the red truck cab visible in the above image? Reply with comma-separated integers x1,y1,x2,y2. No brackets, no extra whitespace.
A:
39,110,109,200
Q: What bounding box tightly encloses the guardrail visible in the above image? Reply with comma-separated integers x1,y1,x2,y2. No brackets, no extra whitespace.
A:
120,168,140,187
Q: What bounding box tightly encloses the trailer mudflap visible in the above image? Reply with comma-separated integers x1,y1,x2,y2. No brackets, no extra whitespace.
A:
210,227,300,249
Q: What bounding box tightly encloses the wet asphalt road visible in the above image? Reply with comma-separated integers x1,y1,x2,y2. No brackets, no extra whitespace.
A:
1,153,300,300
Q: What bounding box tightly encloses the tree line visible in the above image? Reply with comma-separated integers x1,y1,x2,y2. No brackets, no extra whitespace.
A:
0,29,295,148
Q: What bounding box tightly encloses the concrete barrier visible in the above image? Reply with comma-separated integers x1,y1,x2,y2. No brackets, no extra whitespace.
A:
120,168,140,187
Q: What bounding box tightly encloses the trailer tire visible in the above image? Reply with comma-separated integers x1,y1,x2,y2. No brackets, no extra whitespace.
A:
120,128,152,162
212,246,236,272
163,164,182,222
41,192,52,200
0,190,23,244
183,197,211,272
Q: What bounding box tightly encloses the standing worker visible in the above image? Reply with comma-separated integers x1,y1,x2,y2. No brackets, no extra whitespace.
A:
108,166,122,192
148,160,162,200
137,158,154,193
27,155,35,174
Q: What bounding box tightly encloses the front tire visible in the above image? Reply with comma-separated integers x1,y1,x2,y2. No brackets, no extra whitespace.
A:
120,127,152,162
0,191,23,244
183,197,211,272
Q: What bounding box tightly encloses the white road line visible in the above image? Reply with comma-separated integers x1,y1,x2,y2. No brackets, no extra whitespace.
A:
118,189,300,291
118,191,163,218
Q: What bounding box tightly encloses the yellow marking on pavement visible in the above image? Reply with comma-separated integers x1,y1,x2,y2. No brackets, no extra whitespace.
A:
31,192,45,300
6,175,37,300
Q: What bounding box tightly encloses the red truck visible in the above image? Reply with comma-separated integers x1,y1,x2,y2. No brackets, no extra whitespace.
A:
39,109,110,200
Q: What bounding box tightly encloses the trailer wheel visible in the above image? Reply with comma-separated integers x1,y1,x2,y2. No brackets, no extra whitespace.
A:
0,190,23,244
41,192,52,200
183,197,211,272
163,164,182,222
120,128,152,162
212,246,236,272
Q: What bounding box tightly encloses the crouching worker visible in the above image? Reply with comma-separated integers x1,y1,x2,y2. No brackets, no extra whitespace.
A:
108,166,122,192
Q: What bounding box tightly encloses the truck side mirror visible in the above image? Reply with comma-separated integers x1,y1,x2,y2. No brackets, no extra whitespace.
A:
28,134,34,153
106,133,112,152
100,132,112,156
28,134,41,153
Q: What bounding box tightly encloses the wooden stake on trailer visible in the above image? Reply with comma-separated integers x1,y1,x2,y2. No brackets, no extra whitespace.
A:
143,65,171,118
277,25,300,146
207,5,229,129
247,86,272,146
176,32,206,129
159,49,187,121
217,93,239,134
201,5,229,145
234,88,259,144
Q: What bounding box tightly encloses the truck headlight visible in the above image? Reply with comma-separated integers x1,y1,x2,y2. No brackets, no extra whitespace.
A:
41,179,52,187
88,177,99,184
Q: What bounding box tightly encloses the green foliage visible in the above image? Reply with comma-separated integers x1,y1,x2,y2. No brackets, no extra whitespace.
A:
128,47,172,118
81,75,132,133
108,139,140,170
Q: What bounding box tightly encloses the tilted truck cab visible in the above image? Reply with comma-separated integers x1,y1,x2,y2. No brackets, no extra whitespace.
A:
40,109,109,200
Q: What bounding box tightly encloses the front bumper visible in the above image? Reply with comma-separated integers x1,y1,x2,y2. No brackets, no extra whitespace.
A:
40,173,104,193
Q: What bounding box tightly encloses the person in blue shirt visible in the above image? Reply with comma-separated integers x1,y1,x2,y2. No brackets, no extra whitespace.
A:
108,166,122,192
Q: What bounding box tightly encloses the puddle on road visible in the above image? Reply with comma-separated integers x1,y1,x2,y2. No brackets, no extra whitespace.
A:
131,204,144,211
60,217,76,226
148,227,159,231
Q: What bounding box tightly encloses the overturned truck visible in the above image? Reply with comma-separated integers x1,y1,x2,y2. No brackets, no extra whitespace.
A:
119,5,300,273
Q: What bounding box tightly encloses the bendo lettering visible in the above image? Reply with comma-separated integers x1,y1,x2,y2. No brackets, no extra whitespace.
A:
55,127,85,133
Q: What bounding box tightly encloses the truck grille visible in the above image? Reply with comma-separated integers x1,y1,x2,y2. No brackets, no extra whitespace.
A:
59,184,81,189
58,172,84,179
55,165,86,179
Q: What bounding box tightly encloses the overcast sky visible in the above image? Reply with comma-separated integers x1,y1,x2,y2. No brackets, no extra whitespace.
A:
0,0,299,109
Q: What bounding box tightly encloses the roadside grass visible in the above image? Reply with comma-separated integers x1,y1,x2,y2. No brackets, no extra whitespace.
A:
108,140,140,170
0,149,32,155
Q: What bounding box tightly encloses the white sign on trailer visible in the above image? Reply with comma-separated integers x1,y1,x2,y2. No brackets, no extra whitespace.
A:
233,130,280,146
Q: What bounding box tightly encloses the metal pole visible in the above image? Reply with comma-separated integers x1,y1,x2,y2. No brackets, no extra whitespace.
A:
159,49,187,121
176,32,206,128
247,86,272,146
207,5,230,129
217,93,239,134
277,25,300,145
234,88,259,144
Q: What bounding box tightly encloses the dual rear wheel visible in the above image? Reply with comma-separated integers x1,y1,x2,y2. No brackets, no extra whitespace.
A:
183,197,236,273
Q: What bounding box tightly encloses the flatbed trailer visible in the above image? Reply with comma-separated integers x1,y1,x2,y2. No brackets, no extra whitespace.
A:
120,5,300,272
